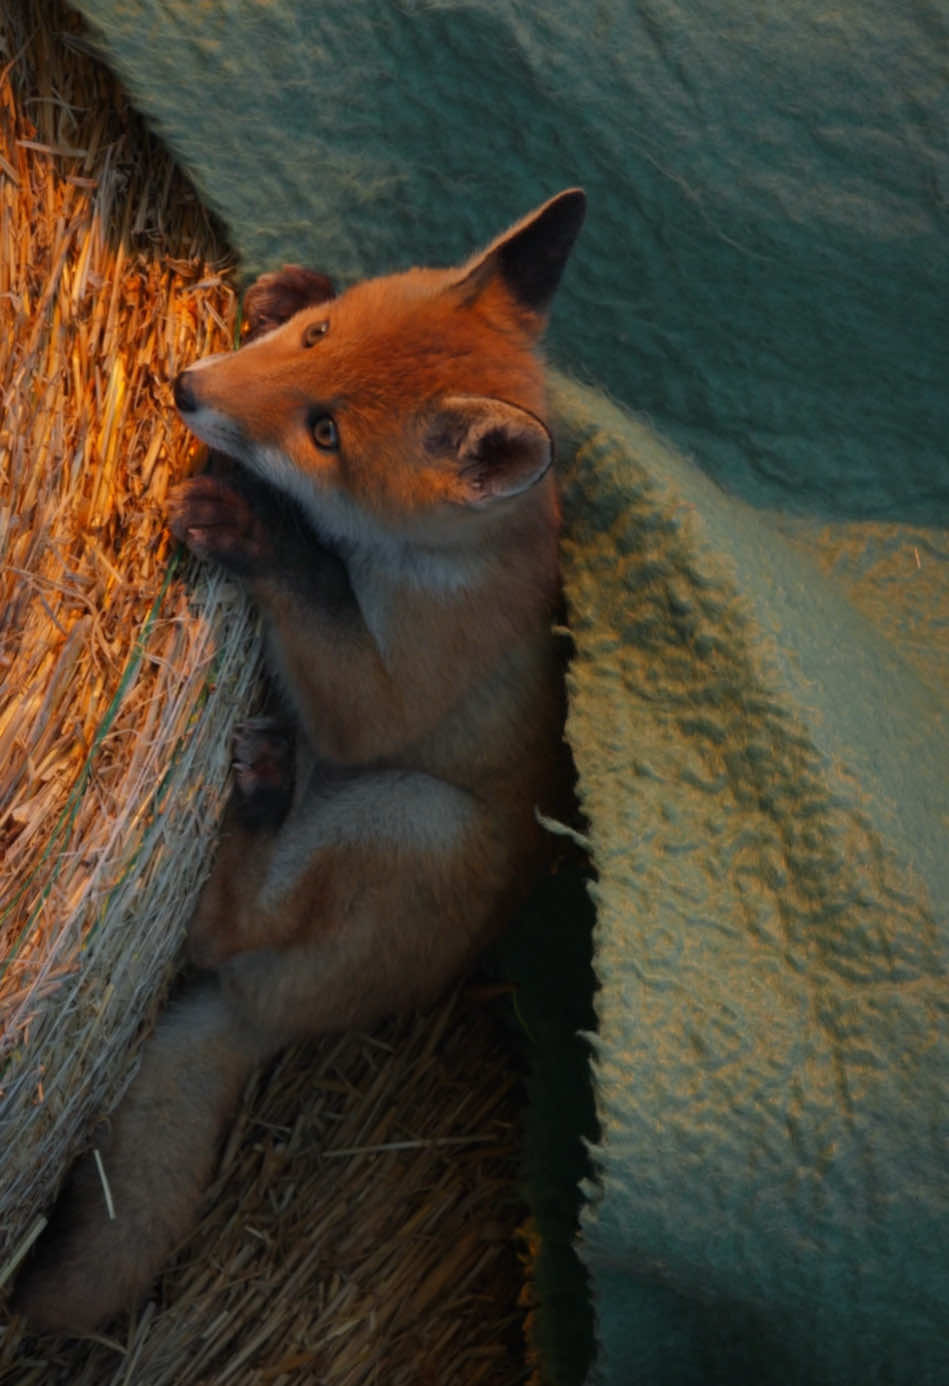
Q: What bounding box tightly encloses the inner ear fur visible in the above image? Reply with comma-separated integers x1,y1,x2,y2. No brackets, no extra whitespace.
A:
423,395,554,506
453,187,586,321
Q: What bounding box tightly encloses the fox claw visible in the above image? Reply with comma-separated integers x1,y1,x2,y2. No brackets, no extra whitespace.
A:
168,476,271,571
231,718,295,827
242,266,335,341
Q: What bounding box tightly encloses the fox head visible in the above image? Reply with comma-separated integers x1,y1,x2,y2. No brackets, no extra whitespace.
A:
174,189,585,551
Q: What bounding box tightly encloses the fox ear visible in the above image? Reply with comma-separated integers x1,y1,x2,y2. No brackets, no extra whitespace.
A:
423,396,553,506
454,188,586,321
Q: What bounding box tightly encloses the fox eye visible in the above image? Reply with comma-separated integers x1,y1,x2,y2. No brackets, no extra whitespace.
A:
311,413,339,451
302,319,329,347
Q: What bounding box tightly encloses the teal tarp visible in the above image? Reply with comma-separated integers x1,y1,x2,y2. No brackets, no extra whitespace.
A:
68,2,949,1381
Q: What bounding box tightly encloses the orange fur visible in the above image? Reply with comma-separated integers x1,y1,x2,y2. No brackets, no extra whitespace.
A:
15,189,585,1334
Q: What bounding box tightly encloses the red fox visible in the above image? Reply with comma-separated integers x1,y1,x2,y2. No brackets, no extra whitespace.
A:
15,189,585,1334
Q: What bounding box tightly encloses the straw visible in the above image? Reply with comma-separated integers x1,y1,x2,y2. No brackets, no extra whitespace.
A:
0,4,528,1381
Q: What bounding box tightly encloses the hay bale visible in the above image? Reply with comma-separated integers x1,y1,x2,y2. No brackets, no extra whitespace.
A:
0,0,252,1257
0,6,528,1380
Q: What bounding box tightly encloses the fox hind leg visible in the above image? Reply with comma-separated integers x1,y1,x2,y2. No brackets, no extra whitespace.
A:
13,979,270,1336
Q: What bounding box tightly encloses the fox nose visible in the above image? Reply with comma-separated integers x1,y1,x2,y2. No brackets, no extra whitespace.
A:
173,370,198,414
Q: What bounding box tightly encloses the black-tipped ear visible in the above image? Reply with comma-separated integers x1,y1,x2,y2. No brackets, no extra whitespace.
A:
456,188,586,317
242,266,336,341
424,396,553,507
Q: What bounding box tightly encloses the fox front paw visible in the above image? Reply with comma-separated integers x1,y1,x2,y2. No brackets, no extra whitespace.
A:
168,475,272,573
232,717,295,828
242,265,335,341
